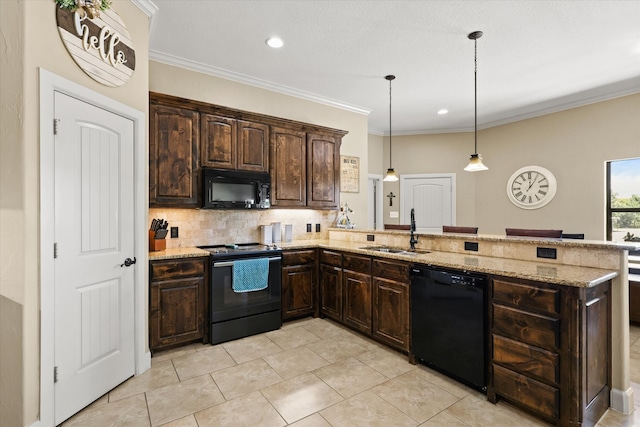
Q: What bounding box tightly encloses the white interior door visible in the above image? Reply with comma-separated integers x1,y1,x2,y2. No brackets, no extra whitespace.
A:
54,91,135,424
400,174,455,233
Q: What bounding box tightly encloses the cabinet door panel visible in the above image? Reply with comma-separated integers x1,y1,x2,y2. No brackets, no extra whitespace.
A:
150,277,205,348
307,133,340,208
270,126,306,207
492,334,558,384
493,304,559,350
201,114,236,169
493,364,559,420
320,264,342,321
282,264,316,319
149,105,199,207
373,277,409,350
343,270,372,334
237,121,269,172
372,259,409,282
493,279,560,316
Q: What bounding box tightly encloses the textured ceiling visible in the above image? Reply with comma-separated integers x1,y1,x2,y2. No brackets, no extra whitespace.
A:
149,0,640,134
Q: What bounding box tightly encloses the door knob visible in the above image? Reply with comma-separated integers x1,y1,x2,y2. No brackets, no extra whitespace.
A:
121,257,137,267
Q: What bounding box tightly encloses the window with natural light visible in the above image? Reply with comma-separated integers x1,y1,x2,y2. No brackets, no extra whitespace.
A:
608,157,640,243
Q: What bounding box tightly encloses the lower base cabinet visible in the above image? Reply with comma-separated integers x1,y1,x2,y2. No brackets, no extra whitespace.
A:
372,257,410,351
318,249,410,352
282,249,317,320
149,257,209,352
488,276,611,427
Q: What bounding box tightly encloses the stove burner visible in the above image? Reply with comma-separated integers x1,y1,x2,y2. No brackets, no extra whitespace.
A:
198,242,281,256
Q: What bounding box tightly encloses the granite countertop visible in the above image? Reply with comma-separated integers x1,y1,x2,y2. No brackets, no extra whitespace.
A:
150,240,619,288
148,247,210,260
280,239,618,288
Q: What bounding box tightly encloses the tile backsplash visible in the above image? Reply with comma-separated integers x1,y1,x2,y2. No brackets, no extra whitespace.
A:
149,208,338,249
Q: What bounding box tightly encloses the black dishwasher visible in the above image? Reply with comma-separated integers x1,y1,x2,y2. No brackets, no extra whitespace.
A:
410,264,487,392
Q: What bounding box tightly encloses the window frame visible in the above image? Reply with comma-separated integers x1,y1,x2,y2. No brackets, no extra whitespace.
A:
606,161,640,241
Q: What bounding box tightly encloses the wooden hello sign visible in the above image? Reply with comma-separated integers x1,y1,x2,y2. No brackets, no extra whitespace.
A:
56,5,136,87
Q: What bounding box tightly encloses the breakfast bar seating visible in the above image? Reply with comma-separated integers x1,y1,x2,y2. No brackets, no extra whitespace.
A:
505,228,563,238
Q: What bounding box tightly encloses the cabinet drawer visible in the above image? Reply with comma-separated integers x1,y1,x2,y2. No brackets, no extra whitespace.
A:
282,249,316,266
493,279,559,316
493,335,558,384
150,257,207,281
493,364,559,420
343,254,371,274
320,250,343,267
493,304,559,350
372,258,409,282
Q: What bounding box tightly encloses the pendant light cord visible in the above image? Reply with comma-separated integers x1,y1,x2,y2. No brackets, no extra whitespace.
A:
474,36,478,154
389,76,393,168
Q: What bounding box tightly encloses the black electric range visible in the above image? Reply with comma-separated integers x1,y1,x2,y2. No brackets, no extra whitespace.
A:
197,243,282,344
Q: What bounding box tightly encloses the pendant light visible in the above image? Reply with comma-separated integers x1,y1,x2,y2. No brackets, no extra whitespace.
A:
383,75,399,182
464,31,489,172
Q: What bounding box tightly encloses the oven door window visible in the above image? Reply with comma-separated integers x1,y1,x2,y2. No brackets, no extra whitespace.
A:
211,257,281,322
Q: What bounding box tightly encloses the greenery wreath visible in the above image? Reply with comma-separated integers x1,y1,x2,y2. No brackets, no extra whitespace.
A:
54,0,112,19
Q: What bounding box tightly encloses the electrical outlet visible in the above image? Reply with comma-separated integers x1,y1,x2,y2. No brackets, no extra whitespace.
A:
390,211,399,218
306,223,312,232
170,227,178,238
315,224,320,232
367,234,375,241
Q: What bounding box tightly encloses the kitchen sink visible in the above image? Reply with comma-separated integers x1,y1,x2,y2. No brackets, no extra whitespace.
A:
360,246,430,255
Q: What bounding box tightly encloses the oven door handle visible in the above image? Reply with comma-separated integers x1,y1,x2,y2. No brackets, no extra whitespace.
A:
213,257,281,268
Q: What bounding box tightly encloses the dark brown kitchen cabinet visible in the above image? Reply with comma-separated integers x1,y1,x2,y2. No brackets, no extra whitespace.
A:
319,249,343,322
200,116,269,172
372,258,410,351
307,133,340,209
488,276,611,427
200,114,236,170
282,249,317,320
149,257,208,352
342,254,372,334
237,120,269,172
149,104,200,207
270,126,307,207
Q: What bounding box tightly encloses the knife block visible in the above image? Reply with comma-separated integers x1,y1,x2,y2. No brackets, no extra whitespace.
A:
149,230,166,252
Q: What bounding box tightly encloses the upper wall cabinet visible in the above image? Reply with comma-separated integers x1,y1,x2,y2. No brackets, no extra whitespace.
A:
149,92,347,209
238,120,270,172
270,126,307,207
149,104,200,207
307,133,340,209
201,116,269,172
200,114,236,170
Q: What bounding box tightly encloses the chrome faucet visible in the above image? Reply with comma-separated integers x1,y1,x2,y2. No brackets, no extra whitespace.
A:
410,208,418,250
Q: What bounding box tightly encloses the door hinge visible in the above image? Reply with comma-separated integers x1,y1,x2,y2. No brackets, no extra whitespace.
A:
54,243,58,259
54,366,58,383
54,119,60,135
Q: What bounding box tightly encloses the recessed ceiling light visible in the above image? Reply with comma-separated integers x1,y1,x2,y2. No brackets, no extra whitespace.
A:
437,109,449,115
266,37,284,48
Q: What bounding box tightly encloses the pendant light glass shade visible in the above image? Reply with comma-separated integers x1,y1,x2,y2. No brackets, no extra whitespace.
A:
464,154,488,171
383,75,399,182
383,168,399,182
464,31,488,172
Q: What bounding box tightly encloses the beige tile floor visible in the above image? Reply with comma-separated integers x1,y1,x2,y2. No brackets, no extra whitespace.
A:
62,319,640,427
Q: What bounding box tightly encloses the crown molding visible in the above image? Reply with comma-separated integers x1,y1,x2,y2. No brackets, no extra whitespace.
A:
130,0,159,37
149,51,371,116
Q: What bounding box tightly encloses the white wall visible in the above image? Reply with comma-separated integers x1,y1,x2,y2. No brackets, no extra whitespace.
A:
372,93,640,238
0,1,149,424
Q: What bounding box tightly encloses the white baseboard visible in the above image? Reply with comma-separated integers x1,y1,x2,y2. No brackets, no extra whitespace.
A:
611,387,635,414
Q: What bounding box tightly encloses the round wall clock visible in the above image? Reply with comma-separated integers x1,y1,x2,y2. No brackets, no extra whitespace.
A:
506,165,557,209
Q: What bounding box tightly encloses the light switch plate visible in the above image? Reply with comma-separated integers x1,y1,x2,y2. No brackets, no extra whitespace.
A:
390,211,399,218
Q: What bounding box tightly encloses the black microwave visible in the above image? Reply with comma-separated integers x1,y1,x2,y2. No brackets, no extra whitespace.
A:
202,168,271,209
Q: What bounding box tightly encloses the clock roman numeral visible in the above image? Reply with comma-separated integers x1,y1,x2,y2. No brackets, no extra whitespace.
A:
515,191,523,198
